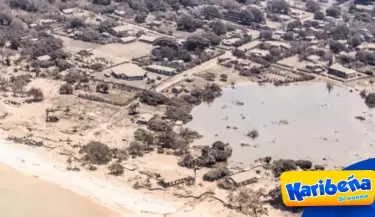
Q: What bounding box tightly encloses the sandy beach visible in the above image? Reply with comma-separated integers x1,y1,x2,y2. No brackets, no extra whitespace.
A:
0,164,119,217
0,133,181,217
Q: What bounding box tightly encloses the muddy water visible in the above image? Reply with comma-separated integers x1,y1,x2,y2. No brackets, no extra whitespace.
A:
0,164,119,217
186,82,375,167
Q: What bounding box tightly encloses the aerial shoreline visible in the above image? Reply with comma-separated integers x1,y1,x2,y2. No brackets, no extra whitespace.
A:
0,0,374,216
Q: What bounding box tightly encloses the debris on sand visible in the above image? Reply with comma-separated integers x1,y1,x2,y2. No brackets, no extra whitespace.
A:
246,130,259,139
355,116,366,121
240,143,250,147
314,164,325,170
232,100,244,106
273,119,289,125
267,187,303,213
228,188,268,216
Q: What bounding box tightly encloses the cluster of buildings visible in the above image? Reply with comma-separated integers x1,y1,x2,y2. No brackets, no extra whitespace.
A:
221,29,252,48
328,63,357,79
106,63,178,82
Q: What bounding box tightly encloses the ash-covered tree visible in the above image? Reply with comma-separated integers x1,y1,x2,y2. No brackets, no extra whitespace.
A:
365,93,375,107
249,7,265,23
177,49,192,62
134,13,148,23
151,46,177,61
239,10,254,25
11,75,29,96
180,0,198,7
59,83,73,95
96,83,109,93
259,30,273,40
108,163,124,176
153,36,179,49
177,15,203,32
93,0,111,6
284,31,294,40
267,0,290,14
355,51,375,64
79,141,112,165
184,35,210,52
314,10,325,20
329,24,350,40
69,17,85,29
348,34,363,48
145,0,168,12
134,128,154,148
209,20,227,36
202,6,222,20
305,0,321,13
98,19,118,33
326,6,341,18
23,33,63,60
27,87,44,102
0,12,13,26
287,19,302,31
202,32,222,46
9,0,37,12
329,41,347,54
232,48,246,58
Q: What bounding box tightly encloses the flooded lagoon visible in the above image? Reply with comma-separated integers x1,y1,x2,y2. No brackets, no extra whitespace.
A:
186,82,375,167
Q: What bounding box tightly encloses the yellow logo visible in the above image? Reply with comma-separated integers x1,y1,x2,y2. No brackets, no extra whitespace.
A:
280,170,375,206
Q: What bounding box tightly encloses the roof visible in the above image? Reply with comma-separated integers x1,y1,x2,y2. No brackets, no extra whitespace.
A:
146,64,177,73
37,55,51,61
249,49,269,57
120,36,137,43
139,35,157,43
39,19,55,24
229,170,258,184
175,120,183,126
62,8,74,14
357,42,375,50
307,55,320,62
356,4,375,11
158,170,191,183
279,14,291,20
112,25,133,33
137,113,155,123
222,38,242,44
114,10,126,16
265,41,291,49
329,63,357,75
109,63,145,77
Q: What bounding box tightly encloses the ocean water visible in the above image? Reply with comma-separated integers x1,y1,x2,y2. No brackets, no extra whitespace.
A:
186,82,375,167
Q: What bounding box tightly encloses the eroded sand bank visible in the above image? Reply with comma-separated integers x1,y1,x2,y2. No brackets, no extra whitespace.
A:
0,164,119,217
